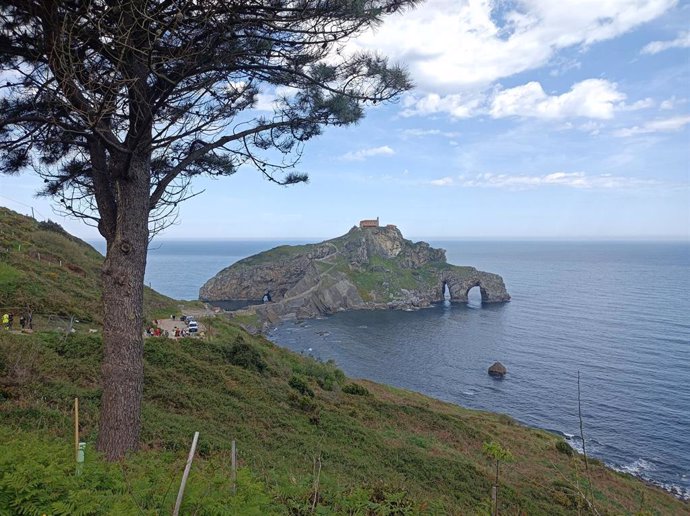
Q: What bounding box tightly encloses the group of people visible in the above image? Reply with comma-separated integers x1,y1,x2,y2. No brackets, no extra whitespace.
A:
172,326,191,338
144,317,199,339
145,326,168,337
2,312,32,331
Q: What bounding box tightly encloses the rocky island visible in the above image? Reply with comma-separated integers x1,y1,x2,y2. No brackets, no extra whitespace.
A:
200,219,510,325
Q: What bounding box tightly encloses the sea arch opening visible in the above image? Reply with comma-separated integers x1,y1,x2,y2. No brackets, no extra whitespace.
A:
467,284,482,307
442,281,451,302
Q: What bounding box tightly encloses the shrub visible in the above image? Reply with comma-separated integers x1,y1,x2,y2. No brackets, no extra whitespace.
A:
0,428,276,515
37,219,68,235
293,358,345,392
556,440,574,456
223,336,267,373
288,374,314,397
342,383,370,396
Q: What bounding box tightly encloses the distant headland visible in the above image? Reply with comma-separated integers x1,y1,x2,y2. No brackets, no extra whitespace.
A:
199,220,510,326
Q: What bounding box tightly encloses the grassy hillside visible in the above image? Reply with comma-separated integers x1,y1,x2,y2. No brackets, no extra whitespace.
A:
0,207,185,323
0,207,686,514
4,325,687,515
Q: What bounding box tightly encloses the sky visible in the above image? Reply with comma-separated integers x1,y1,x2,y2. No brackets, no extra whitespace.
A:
1,0,689,241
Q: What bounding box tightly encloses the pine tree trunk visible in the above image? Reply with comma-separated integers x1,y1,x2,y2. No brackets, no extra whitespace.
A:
96,156,150,460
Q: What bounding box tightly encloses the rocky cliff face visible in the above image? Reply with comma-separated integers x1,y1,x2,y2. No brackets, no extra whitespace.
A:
199,225,510,325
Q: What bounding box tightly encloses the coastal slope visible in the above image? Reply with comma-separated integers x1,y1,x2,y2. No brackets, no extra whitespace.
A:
199,224,510,323
1,206,686,513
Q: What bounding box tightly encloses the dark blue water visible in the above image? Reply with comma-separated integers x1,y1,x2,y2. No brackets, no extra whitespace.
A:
91,240,307,300
268,241,690,499
92,239,690,497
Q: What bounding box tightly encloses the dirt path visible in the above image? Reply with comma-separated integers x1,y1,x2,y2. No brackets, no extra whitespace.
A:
150,315,205,338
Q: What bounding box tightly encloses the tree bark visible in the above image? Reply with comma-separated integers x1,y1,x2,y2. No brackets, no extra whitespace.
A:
96,154,150,460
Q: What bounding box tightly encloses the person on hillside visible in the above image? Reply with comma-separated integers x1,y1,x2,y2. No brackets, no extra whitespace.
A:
7,313,13,329
1,313,8,330
19,315,25,329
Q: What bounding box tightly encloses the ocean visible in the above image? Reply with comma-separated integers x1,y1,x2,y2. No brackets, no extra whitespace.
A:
94,239,690,498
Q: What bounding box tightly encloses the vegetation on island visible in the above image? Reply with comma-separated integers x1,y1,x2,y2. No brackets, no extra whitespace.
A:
1,208,687,514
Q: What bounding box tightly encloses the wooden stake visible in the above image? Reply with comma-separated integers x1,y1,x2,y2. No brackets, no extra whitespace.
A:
173,431,199,516
311,456,322,513
74,398,79,461
231,440,237,495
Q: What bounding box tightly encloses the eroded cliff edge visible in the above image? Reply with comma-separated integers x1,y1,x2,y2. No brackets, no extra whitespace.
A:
199,225,510,325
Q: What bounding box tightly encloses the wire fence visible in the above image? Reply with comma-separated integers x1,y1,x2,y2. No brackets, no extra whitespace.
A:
0,310,96,334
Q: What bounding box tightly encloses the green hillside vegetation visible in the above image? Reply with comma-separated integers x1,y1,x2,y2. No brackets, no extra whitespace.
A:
238,230,467,303
238,244,313,267
0,208,686,514
0,207,186,323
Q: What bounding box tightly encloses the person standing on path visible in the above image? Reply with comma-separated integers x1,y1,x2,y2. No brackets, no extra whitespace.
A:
2,313,8,330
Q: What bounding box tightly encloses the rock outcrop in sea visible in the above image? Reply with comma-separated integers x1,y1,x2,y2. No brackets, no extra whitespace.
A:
488,362,507,377
199,222,510,325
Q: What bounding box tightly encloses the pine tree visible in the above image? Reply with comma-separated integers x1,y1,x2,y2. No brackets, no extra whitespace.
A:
0,0,417,460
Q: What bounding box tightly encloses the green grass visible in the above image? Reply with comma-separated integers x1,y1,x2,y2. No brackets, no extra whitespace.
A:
237,244,314,267
228,312,261,329
1,323,686,514
0,207,186,323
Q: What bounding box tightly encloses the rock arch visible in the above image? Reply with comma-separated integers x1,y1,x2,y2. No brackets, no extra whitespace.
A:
438,268,510,304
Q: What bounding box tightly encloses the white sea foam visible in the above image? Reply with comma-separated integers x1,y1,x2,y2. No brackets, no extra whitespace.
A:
614,458,656,476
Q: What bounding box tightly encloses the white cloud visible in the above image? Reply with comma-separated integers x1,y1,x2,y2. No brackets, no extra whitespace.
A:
401,128,462,138
351,0,676,90
429,171,661,190
490,79,625,119
641,30,690,54
340,145,395,161
252,86,301,111
401,92,483,118
402,79,641,120
613,115,690,137
430,176,455,186
578,121,603,135
619,98,656,111
549,57,582,77
659,96,687,110
254,93,277,111
660,98,675,110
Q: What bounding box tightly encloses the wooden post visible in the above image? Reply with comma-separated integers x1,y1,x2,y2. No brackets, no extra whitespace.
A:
231,440,237,495
74,398,79,461
173,431,199,516
66,315,74,336
491,485,497,516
